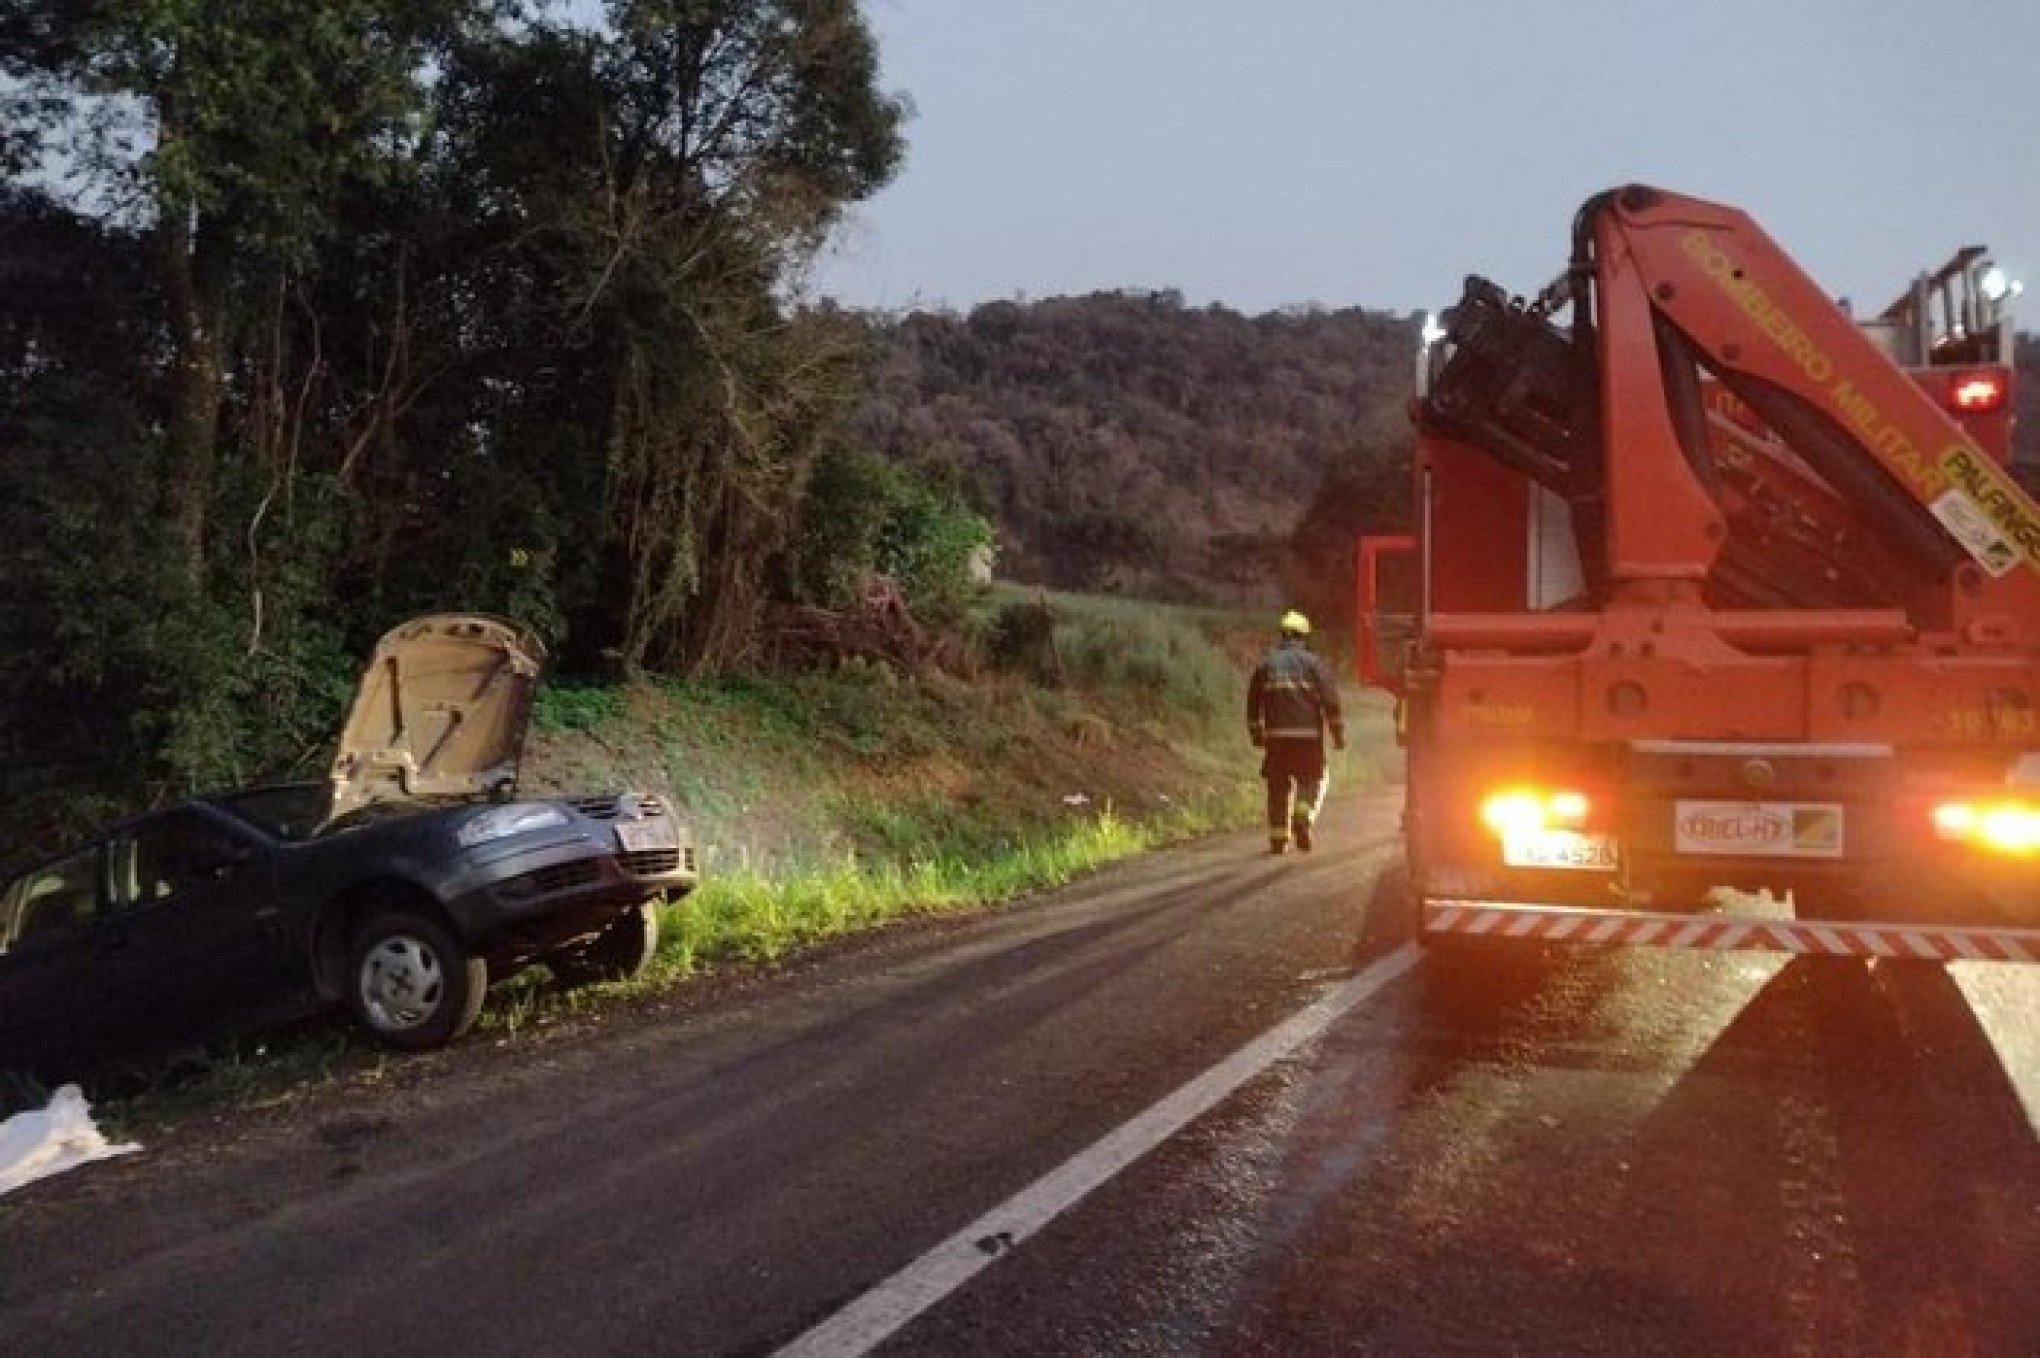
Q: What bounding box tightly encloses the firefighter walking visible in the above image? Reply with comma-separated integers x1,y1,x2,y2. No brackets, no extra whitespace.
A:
1247,611,1345,854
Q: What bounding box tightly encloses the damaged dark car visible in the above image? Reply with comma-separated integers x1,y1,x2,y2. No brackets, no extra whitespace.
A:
0,615,696,1081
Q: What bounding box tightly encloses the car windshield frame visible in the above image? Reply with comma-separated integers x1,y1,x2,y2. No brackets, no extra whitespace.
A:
208,784,334,842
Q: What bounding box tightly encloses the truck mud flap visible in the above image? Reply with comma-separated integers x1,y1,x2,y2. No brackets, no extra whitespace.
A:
1423,900,2040,963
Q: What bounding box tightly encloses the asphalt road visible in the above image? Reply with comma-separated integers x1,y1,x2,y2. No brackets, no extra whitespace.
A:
3,789,2036,1356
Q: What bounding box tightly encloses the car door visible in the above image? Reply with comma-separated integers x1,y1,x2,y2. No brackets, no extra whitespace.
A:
101,809,297,1052
0,844,120,1077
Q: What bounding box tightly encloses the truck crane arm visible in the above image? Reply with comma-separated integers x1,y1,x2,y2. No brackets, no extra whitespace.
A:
1420,185,2039,630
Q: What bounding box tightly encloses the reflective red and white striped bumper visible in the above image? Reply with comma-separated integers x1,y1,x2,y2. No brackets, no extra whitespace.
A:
1423,901,2040,963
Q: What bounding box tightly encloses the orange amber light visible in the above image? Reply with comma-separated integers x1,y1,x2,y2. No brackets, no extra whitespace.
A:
1480,791,1547,837
1547,791,1590,825
1933,801,1979,837
1933,799,2040,856
1480,788,1590,837
1976,804,2040,856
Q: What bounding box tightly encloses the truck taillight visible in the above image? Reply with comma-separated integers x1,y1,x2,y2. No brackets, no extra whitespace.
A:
1933,799,2040,856
1481,787,1591,836
1547,791,1590,823
1949,372,2007,414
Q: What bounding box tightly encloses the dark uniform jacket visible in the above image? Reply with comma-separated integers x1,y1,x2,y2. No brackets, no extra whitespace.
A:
1247,640,1345,746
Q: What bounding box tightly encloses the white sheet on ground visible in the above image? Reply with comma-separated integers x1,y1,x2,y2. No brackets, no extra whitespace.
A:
0,1084,140,1197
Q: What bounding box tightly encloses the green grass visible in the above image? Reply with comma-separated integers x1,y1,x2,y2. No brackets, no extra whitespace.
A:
1054,609,1239,732
978,584,1255,735
531,683,627,733
983,582,1258,632
643,785,1255,974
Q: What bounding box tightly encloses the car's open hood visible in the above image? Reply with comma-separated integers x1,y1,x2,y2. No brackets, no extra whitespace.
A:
328,614,547,820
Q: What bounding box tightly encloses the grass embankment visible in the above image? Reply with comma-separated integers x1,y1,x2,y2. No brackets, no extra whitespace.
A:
104,592,1394,1126
523,588,1271,970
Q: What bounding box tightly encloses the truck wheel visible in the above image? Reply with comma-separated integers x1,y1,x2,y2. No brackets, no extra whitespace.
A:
548,902,659,987
348,909,487,1050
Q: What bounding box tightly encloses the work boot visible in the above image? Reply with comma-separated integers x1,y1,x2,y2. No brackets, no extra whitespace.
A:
1268,835,1289,856
1293,816,1313,852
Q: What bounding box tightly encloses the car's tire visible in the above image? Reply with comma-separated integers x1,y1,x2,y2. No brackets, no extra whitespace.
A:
347,908,487,1050
548,902,659,987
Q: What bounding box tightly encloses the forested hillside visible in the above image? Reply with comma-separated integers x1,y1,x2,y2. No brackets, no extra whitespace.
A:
856,299,2040,606
853,293,1420,607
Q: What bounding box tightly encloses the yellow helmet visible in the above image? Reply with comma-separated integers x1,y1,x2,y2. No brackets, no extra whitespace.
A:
1279,610,1311,636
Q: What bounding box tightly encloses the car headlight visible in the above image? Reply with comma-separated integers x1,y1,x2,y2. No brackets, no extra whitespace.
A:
457,802,571,847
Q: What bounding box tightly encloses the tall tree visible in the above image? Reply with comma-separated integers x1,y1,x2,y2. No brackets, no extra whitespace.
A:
0,1,908,849
411,1,904,674
2,0,465,585
590,0,903,674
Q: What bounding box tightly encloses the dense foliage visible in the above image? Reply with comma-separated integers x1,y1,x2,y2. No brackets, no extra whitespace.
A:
0,0,922,853
853,291,1420,616
785,442,992,622
855,298,2040,624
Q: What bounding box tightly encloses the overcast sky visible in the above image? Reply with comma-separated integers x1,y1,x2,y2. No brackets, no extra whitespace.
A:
809,0,2040,319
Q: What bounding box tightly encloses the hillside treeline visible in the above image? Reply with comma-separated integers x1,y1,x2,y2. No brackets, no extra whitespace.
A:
0,1,995,850
855,300,2040,616
855,292,1420,610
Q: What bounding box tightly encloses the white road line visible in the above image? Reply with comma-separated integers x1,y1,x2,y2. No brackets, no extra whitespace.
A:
775,942,1424,1358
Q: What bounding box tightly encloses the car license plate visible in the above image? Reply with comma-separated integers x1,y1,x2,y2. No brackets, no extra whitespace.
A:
615,819,678,853
1502,828,1619,871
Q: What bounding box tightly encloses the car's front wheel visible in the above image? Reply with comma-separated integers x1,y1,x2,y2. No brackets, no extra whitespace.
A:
347,909,487,1050
547,902,659,987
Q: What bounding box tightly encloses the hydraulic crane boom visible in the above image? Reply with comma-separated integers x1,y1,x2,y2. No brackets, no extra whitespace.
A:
1591,187,2036,601
1421,186,2038,634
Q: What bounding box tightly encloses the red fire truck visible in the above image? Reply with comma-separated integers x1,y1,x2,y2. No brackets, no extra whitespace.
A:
1359,185,2039,962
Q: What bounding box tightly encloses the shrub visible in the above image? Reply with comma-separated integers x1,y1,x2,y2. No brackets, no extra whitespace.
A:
984,595,1063,685
790,444,900,609
532,684,626,733
980,590,1244,734
1055,606,1238,733
791,445,994,623
876,473,995,622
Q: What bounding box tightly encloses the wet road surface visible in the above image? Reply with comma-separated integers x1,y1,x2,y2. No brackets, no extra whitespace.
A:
3,789,2035,1356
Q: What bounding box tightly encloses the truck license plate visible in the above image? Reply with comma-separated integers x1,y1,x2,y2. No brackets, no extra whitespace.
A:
615,819,679,853
1673,801,1843,858
1502,829,1619,871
